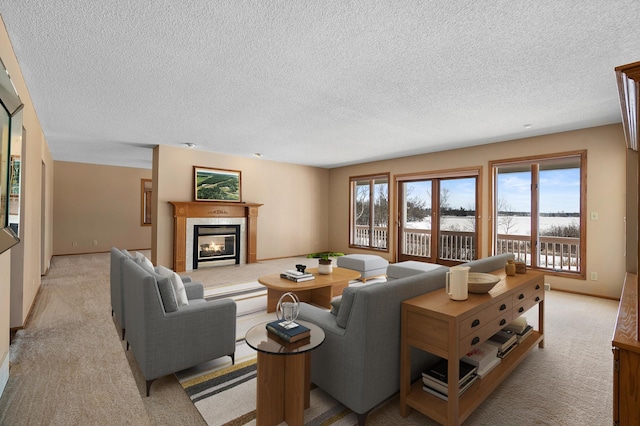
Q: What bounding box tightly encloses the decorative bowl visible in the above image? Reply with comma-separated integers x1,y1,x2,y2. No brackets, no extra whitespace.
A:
467,272,501,293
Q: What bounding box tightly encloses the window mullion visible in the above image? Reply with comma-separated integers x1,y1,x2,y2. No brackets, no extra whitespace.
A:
531,164,540,269
369,181,375,248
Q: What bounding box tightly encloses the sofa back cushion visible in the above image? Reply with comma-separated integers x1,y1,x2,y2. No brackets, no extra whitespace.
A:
156,276,179,312
465,253,514,273
335,267,449,329
336,286,357,328
334,254,515,329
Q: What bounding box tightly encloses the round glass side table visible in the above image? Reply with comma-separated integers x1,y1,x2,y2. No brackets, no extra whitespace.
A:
245,320,325,426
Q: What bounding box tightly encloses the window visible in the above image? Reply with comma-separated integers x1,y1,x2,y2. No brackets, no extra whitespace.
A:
141,179,152,226
349,174,389,250
397,169,480,265
490,151,586,278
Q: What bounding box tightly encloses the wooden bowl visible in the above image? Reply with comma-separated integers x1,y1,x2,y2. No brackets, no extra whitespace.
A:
468,272,501,293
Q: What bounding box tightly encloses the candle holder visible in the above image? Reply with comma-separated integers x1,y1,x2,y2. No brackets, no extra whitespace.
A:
276,292,300,328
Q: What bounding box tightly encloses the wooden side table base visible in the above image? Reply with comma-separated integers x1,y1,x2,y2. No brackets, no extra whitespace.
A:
256,351,311,426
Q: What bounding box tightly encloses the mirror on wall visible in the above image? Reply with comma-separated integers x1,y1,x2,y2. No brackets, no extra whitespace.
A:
9,110,22,235
0,57,23,254
141,178,152,226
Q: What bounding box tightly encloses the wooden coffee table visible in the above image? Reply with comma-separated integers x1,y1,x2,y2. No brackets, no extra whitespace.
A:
259,267,360,312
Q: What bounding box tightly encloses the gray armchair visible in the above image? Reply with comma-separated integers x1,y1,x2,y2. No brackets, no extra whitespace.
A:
122,257,236,396
110,247,194,340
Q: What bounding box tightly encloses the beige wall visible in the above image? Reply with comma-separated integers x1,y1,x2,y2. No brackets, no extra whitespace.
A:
1,15,54,391
53,161,151,255
152,145,329,267
328,124,627,299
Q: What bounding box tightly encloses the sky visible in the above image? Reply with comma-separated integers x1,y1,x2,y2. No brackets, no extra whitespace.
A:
498,168,580,213
404,168,581,214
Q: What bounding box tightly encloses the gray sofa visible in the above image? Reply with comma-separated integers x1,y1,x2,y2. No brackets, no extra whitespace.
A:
121,255,237,396
297,253,514,424
110,247,195,340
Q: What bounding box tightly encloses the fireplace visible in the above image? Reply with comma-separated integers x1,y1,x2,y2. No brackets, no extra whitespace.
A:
193,225,241,269
170,201,262,272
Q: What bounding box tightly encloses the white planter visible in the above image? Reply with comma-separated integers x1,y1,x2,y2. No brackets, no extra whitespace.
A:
317,262,333,274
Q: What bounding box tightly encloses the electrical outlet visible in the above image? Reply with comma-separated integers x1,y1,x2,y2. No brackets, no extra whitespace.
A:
72,241,78,247
590,272,598,281
590,211,599,221
93,240,98,246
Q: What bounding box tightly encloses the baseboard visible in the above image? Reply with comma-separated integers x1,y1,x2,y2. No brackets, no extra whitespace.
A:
0,351,9,398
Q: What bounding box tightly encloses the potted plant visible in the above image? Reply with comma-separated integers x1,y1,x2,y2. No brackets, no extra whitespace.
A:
307,252,345,274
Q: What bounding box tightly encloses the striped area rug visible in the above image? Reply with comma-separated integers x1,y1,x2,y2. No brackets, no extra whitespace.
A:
175,278,385,426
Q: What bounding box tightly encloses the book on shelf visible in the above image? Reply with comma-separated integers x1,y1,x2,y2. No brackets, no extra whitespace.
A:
422,358,477,389
486,330,518,353
496,340,518,359
475,355,501,378
280,272,315,282
515,324,533,343
422,370,477,395
461,342,500,375
502,316,528,334
422,373,477,401
265,320,311,343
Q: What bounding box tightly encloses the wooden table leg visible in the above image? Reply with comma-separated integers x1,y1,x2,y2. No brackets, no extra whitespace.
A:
304,352,311,408
284,353,306,425
256,352,285,425
256,351,309,426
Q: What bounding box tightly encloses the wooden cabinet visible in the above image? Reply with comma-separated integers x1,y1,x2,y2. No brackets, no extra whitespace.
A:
400,270,545,426
612,273,640,426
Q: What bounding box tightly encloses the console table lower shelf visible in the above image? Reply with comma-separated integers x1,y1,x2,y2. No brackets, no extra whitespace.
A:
404,332,543,425
399,270,545,426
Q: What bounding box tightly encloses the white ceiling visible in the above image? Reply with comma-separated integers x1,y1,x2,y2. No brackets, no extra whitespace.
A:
1,1,639,170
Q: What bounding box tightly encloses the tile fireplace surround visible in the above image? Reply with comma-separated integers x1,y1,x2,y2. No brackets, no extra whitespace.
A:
170,201,262,273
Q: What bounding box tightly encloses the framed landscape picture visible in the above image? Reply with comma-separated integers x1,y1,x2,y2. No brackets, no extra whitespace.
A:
194,166,242,202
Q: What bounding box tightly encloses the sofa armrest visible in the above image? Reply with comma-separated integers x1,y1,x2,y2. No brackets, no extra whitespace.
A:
180,275,192,283
184,281,204,300
298,303,346,337
167,297,235,320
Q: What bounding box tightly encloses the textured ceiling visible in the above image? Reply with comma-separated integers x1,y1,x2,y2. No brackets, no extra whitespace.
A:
1,1,639,169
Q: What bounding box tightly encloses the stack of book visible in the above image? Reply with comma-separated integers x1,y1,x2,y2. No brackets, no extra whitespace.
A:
486,329,518,358
461,342,501,379
502,317,533,343
280,270,315,282
421,358,477,401
265,320,311,344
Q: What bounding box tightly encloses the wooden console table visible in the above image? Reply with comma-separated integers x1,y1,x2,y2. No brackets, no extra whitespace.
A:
400,270,545,425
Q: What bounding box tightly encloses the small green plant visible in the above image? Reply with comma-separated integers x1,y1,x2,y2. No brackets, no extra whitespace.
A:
307,252,345,261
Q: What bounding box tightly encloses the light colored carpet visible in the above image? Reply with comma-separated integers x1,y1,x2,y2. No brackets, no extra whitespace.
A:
0,252,619,425
176,278,384,425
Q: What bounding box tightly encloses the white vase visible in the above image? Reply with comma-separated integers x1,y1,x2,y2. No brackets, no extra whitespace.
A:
318,261,333,274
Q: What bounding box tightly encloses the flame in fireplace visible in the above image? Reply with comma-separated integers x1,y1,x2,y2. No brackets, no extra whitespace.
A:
201,242,224,254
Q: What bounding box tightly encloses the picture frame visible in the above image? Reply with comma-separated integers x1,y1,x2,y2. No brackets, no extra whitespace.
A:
194,166,242,202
